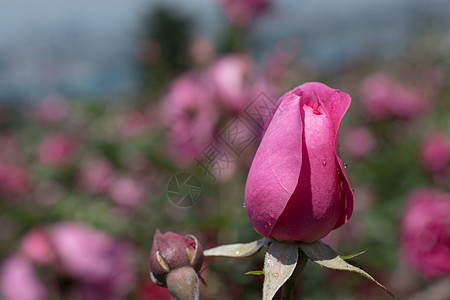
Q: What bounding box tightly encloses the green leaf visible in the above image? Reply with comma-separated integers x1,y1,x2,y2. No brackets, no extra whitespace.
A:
299,241,395,298
244,270,264,276
204,237,271,258
263,241,299,300
340,249,367,260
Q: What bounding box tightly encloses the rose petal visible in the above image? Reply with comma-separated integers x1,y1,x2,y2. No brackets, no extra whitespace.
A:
245,92,303,237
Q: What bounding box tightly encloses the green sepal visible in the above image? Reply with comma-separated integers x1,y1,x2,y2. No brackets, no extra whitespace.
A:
299,240,395,298
204,237,270,258
263,241,299,300
340,249,367,260
244,270,265,276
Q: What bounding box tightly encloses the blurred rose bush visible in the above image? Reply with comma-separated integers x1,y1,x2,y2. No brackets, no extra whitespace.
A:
1,223,135,300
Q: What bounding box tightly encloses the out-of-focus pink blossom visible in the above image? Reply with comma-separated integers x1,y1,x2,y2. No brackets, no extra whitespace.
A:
343,127,377,158
0,255,45,300
106,176,147,210
401,189,450,278
360,73,431,119
160,72,217,166
48,222,135,294
262,38,301,81
34,94,68,124
0,134,20,163
37,134,78,166
20,229,55,265
420,132,450,175
207,54,253,112
115,109,154,138
0,163,31,196
79,158,114,194
189,37,216,66
218,0,271,27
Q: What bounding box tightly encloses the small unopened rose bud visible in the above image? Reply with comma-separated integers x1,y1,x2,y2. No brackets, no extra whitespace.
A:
149,229,204,288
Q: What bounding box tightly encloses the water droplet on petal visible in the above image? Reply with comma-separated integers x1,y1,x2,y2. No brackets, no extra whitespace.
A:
322,159,327,166
235,250,240,255
242,203,246,208
344,163,348,169
351,189,355,194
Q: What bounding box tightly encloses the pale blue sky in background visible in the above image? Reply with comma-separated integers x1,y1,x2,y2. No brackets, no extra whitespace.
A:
0,0,449,100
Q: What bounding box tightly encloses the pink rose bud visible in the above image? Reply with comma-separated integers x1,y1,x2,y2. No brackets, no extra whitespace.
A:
245,82,354,242
149,229,203,287
400,189,450,278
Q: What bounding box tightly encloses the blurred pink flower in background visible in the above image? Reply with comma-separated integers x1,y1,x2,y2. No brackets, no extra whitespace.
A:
400,189,450,278
34,94,69,124
343,126,377,158
3,223,136,300
160,72,218,166
420,132,450,176
37,134,78,166
0,134,20,163
20,229,55,266
207,54,253,112
0,255,45,300
79,158,114,194
218,0,271,27
262,38,301,81
115,108,155,138
49,222,135,294
189,37,216,66
106,176,148,210
0,163,31,196
360,72,431,119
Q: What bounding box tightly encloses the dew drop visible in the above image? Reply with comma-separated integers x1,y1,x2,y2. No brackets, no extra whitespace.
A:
344,163,348,169
242,203,246,209
351,189,355,194
322,159,327,166
235,250,240,255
